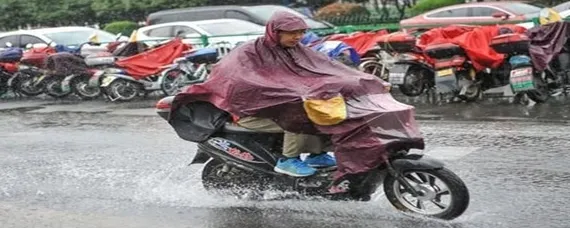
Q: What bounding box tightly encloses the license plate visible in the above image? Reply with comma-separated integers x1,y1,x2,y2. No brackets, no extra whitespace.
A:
510,67,534,92
101,76,116,87
389,72,405,84
437,68,453,77
434,68,458,94
388,64,409,85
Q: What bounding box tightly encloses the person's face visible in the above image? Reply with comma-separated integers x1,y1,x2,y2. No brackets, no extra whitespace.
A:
278,29,306,48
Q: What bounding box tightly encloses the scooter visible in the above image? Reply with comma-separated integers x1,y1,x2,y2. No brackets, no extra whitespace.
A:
378,33,434,97
489,32,551,102
0,47,23,97
99,39,189,101
159,47,219,96
154,97,470,221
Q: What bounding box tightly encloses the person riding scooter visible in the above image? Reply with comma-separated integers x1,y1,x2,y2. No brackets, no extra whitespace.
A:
171,11,424,194
234,16,336,177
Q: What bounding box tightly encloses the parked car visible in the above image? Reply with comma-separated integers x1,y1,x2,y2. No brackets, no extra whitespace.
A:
136,19,265,47
145,4,333,29
0,26,126,49
400,2,542,30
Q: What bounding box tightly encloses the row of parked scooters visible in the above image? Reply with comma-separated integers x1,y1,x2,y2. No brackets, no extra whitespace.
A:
5,20,565,104
0,35,229,102
375,21,570,103
0,30,368,102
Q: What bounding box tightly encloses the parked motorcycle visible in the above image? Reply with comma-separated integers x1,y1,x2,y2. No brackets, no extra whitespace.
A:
0,47,23,96
160,47,219,96
43,52,96,99
154,97,470,220
62,41,147,100
423,25,548,102
378,32,434,97
99,38,189,101
489,32,550,102
12,43,56,97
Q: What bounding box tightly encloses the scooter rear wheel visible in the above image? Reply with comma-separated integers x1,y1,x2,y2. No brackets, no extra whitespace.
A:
201,159,270,198
526,72,550,103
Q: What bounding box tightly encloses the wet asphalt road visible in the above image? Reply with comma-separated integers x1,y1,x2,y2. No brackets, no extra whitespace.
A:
1,97,570,228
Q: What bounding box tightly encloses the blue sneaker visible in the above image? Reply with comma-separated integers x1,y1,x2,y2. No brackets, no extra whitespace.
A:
274,157,316,177
304,153,336,168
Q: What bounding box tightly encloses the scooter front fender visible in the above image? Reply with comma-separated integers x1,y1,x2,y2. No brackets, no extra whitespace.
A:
61,74,79,93
88,71,105,87
391,154,445,173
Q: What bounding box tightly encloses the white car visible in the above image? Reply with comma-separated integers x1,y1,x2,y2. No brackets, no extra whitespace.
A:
0,26,126,49
135,19,265,48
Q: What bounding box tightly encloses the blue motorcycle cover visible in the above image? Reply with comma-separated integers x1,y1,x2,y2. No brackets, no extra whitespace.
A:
0,47,23,63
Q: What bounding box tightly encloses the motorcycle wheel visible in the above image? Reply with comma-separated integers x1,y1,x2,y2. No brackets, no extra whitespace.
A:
106,79,140,101
202,159,269,198
526,72,550,103
359,60,389,81
17,76,44,97
160,69,184,96
383,168,469,220
72,77,101,100
45,79,71,98
399,67,427,97
457,84,481,102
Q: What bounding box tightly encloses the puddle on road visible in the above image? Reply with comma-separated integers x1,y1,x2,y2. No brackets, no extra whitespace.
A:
127,162,483,228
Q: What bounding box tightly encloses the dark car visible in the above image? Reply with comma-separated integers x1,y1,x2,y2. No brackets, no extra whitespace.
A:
146,5,333,29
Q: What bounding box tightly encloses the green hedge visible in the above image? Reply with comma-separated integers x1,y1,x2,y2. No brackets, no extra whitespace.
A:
103,21,139,36
411,0,464,14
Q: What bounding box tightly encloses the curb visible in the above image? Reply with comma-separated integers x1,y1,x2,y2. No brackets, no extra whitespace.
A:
414,114,570,124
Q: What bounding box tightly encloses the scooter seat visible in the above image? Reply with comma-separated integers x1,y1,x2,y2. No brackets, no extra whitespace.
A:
223,123,269,134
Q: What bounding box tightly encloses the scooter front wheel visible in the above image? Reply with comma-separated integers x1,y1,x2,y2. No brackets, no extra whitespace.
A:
45,79,71,98
383,168,470,220
106,79,140,102
72,76,101,100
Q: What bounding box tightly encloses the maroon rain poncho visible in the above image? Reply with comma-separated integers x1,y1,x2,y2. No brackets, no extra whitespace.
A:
527,21,570,72
172,11,424,180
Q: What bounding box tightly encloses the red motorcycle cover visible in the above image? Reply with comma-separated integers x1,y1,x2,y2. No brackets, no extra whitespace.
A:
21,46,57,68
115,39,189,80
326,30,389,56
171,11,424,180
526,21,570,72
418,25,526,71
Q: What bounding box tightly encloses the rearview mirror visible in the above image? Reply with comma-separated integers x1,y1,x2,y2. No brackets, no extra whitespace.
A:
5,42,12,47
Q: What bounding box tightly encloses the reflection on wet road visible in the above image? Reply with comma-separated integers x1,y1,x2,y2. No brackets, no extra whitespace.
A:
1,108,569,228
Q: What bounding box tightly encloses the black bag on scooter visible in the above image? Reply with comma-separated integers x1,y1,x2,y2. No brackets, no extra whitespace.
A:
168,101,230,142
